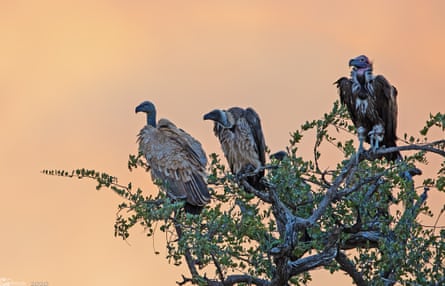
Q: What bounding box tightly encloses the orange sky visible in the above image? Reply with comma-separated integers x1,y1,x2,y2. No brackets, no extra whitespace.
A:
1,1,444,285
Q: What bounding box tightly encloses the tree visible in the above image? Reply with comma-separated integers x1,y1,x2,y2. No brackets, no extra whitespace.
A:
43,102,445,285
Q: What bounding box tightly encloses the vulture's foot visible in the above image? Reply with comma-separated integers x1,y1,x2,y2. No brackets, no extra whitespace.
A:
259,177,270,188
368,125,384,152
240,164,257,177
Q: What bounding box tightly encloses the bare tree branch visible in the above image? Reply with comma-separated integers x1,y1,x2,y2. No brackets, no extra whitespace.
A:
205,275,269,286
336,251,367,286
287,244,338,276
335,172,385,200
306,158,356,226
286,227,340,278
341,231,382,250
240,180,272,203
372,141,445,158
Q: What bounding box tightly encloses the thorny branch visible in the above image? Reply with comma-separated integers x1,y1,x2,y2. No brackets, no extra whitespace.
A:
44,136,445,285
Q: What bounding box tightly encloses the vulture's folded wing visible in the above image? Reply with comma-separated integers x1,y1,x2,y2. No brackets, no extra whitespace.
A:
245,108,266,167
138,120,210,207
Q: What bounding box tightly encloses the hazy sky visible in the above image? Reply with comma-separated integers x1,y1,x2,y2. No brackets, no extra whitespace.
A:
1,1,444,285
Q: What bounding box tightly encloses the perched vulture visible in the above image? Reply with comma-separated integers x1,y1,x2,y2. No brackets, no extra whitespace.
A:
203,107,266,190
136,101,210,214
335,55,401,161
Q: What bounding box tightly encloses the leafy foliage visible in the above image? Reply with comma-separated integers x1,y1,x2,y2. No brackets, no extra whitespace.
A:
43,104,445,286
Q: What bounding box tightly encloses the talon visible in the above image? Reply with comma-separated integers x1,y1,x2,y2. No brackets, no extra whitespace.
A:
369,125,384,152
370,132,380,151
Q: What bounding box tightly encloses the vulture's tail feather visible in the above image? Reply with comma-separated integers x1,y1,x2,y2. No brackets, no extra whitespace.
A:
184,203,203,215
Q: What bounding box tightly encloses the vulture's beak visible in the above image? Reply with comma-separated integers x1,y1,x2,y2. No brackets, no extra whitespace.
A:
348,58,355,67
203,110,221,122
135,101,155,114
135,104,145,114
203,109,230,127
348,55,370,69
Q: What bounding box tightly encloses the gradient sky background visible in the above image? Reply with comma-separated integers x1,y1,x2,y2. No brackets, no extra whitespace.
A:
1,1,444,285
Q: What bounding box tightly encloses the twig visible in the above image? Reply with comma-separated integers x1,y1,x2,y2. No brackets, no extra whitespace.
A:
177,275,194,286
420,225,445,229
372,141,445,158
211,252,225,283
432,205,445,235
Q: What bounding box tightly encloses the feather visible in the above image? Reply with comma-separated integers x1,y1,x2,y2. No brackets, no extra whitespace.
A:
204,107,266,189
136,101,210,214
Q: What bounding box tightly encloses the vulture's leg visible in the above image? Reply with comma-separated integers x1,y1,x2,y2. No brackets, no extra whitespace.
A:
357,126,366,152
368,124,384,152
356,126,366,163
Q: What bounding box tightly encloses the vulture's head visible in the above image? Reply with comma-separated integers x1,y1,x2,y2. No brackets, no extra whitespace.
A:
136,101,157,126
349,55,372,70
203,109,233,128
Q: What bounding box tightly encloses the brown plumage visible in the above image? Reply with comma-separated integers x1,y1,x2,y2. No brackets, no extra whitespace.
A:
335,55,400,161
203,107,266,190
136,101,210,214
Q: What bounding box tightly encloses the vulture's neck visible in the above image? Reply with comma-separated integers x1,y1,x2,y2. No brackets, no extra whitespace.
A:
146,112,157,127
351,68,374,95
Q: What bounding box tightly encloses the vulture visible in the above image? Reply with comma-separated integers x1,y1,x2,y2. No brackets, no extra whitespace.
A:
203,107,266,190
136,101,210,214
335,55,401,161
